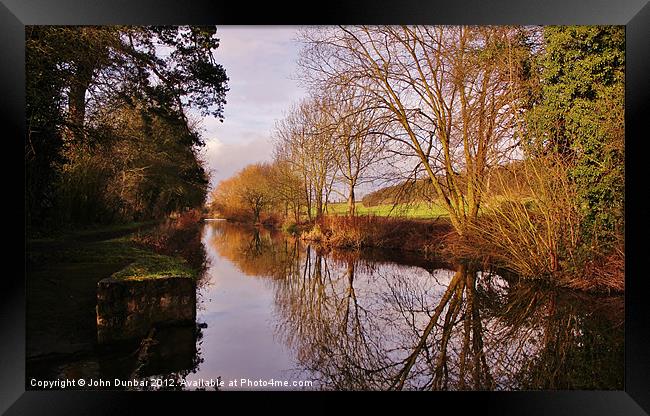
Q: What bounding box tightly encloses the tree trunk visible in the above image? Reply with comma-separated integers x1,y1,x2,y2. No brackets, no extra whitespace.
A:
253,205,261,223
305,181,313,221
315,185,323,218
66,63,94,143
348,185,356,216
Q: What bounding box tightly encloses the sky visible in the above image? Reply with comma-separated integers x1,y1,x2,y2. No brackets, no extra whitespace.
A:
197,26,307,192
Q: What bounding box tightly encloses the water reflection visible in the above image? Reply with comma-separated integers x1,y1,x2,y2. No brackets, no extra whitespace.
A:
205,221,623,391
96,276,197,344
207,222,297,279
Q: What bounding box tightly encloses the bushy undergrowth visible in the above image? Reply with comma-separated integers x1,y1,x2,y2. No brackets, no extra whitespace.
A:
132,209,207,272
301,215,452,253
456,156,623,293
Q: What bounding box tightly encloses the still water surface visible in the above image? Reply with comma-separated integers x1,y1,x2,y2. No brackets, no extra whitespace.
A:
178,221,623,390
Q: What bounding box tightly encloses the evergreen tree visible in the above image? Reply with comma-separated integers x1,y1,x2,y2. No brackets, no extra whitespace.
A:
526,26,625,245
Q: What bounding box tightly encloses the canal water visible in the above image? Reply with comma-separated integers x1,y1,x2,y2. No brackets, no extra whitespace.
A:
179,220,623,390
26,220,623,391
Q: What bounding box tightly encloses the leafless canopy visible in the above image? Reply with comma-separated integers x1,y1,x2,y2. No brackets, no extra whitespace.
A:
297,26,535,233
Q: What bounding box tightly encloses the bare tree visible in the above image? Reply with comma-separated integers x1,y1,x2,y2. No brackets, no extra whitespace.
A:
268,157,306,222
323,85,388,216
298,26,529,234
272,96,338,220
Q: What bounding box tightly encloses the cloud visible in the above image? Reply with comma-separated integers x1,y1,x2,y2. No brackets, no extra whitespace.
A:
211,26,305,124
194,26,307,189
201,136,275,190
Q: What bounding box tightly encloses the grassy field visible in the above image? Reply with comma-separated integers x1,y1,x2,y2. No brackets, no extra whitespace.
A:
325,201,449,219
323,197,541,220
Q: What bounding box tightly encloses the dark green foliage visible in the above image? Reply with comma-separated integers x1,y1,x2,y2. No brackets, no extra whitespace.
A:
25,27,67,229
514,292,623,389
25,26,229,232
526,26,625,245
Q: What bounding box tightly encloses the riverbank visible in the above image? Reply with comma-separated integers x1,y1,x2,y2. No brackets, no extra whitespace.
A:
27,218,205,362
295,215,624,294
206,211,623,294
299,215,452,254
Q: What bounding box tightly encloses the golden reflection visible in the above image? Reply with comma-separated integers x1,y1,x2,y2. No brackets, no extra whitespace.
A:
206,221,623,390
208,222,301,279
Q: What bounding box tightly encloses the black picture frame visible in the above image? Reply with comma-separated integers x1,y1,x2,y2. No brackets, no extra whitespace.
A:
5,0,649,413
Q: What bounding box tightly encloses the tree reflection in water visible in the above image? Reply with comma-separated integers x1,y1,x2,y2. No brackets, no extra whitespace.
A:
207,222,623,391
